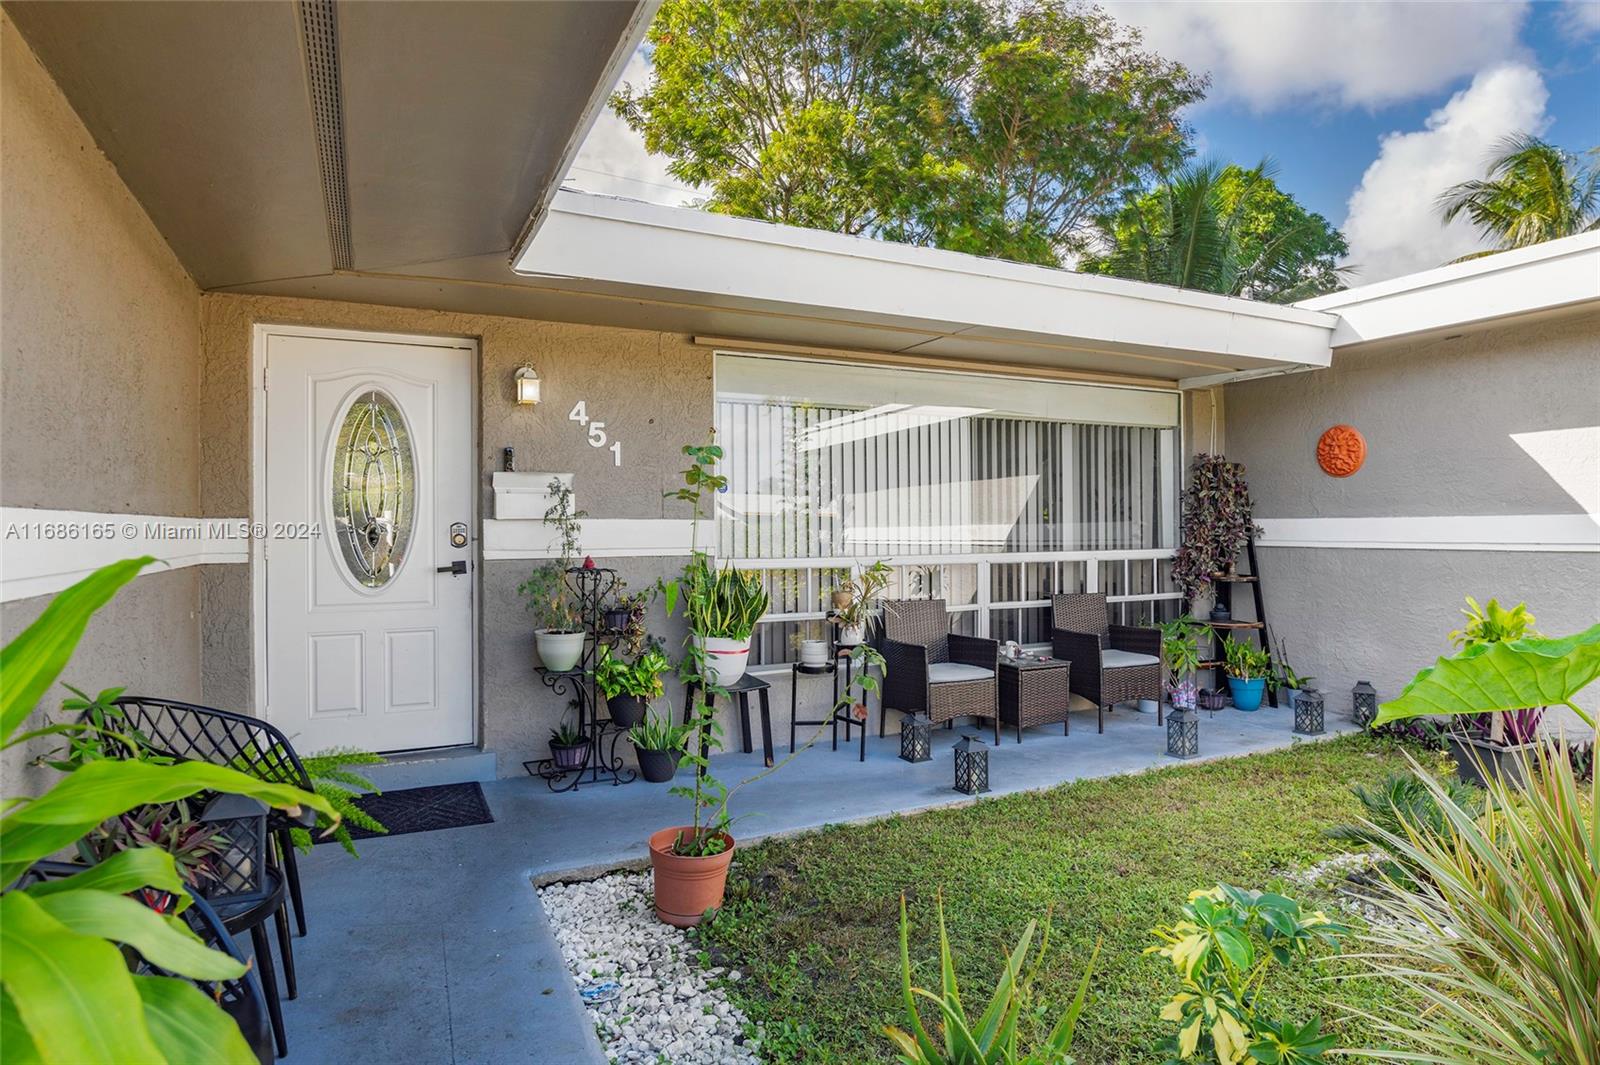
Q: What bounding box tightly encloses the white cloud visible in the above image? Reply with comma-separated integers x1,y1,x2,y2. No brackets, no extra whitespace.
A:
1559,0,1600,36
1107,1,1531,111
566,50,704,206
1342,63,1550,282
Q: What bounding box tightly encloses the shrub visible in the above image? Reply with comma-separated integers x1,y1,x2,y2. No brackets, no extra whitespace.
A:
885,893,1097,1064
1342,747,1598,1064
1170,455,1262,602
1148,885,1344,1064
1325,771,1483,889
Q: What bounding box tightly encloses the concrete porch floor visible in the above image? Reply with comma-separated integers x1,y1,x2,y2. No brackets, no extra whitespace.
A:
278,703,1355,1064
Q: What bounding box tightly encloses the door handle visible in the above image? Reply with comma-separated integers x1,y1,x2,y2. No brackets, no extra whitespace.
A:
436,560,467,576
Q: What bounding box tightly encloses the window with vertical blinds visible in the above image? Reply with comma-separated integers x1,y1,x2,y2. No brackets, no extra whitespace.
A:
713,353,1184,665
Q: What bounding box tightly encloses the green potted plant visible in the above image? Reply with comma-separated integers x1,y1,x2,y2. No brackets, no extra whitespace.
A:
661,440,770,687
1271,639,1315,712
1170,454,1262,620
1158,615,1207,712
1439,597,1546,786
627,709,690,783
1222,636,1272,711
593,643,671,729
548,710,588,772
518,477,587,673
831,560,891,647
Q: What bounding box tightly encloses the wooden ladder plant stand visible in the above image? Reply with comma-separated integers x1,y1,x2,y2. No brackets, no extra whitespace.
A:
1189,533,1276,708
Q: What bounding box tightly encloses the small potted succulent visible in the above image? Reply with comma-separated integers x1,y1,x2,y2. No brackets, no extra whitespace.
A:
593,643,671,730
1158,615,1207,712
518,478,587,673
628,710,690,784
830,560,891,647
1221,636,1272,711
548,715,588,772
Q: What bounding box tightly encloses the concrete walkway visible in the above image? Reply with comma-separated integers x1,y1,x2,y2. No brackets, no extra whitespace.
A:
280,703,1352,1064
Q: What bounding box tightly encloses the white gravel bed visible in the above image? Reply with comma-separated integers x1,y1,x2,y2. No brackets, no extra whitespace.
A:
540,871,761,1064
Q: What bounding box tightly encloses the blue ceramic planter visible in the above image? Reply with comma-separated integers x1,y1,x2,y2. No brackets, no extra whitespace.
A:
1228,676,1267,712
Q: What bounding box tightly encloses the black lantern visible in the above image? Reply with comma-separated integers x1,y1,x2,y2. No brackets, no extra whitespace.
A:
952,735,989,795
899,713,932,763
1294,688,1326,735
196,794,271,909
1166,709,1199,759
1352,681,1378,729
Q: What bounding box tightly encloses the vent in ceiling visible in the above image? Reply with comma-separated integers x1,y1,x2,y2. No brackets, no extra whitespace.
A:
298,0,352,271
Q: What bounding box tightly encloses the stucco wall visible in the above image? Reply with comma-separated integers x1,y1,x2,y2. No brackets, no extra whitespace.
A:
0,14,205,793
1225,309,1600,727
197,293,725,770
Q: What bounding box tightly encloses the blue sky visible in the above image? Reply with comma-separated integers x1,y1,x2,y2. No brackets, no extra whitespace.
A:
571,1,1600,284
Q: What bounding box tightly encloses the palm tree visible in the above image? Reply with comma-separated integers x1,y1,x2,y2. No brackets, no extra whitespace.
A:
1083,159,1350,303
1437,134,1600,258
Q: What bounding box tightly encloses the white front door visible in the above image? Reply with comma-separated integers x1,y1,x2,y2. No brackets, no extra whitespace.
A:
262,328,475,753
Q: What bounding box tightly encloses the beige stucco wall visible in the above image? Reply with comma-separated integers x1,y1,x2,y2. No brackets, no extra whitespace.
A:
1225,308,1600,728
1,14,205,792
197,293,714,772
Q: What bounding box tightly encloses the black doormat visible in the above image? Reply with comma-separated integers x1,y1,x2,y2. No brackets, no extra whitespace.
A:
320,782,494,843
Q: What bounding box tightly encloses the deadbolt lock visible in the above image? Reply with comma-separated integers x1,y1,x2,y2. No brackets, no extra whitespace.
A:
449,522,469,549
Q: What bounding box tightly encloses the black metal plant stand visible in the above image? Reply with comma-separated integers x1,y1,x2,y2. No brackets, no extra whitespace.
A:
524,566,638,791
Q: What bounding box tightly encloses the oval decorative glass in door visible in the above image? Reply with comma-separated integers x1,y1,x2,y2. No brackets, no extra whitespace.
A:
331,388,415,588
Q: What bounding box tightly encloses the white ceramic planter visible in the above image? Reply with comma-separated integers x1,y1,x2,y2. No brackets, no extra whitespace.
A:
799,640,829,668
836,624,864,647
693,634,750,686
535,629,586,673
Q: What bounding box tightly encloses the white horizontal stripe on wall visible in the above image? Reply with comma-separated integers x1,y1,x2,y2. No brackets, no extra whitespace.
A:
1,508,251,602
1256,513,1600,552
482,518,713,560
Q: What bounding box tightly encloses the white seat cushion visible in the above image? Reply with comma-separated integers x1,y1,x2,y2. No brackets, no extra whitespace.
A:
1101,648,1160,669
927,662,994,683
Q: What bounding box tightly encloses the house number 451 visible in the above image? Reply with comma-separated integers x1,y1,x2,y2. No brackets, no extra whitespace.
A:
568,401,623,466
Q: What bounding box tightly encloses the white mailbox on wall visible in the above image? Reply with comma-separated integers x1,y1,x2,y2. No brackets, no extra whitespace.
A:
491,472,573,520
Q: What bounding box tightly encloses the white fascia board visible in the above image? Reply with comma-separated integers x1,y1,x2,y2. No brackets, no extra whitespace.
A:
516,191,1337,370
1298,231,1600,347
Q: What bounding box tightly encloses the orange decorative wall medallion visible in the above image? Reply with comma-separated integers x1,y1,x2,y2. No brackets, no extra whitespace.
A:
1316,424,1366,477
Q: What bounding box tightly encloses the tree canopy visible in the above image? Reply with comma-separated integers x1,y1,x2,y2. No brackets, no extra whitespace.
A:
614,0,1206,266
1078,160,1350,302
1436,134,1600,259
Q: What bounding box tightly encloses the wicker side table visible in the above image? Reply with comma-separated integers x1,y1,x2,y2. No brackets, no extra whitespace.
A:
997,657,1073,743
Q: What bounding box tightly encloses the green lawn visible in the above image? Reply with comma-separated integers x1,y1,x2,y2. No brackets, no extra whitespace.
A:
700,734,1444,1063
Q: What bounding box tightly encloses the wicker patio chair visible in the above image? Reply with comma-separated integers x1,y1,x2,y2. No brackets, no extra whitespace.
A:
880,598,1000,744
1050,593,1163,731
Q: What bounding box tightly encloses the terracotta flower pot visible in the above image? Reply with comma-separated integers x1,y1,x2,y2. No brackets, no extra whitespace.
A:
648,826,734,927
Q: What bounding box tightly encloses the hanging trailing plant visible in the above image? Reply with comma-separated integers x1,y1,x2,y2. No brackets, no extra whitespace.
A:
1171,453,1263,601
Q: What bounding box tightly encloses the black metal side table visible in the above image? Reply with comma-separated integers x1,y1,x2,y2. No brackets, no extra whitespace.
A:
684,673,774,767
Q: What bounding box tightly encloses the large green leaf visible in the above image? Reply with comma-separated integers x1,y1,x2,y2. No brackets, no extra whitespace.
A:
132,975,257,1065
0,988,43,1065
33,890,244,981
19,848,186,904
1374,623,1600,727
0,557,156,744
1,758,335,885
0,892,164,1064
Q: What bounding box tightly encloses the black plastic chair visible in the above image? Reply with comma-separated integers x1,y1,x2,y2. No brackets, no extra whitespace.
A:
108,697,318,937
15,859,275,1064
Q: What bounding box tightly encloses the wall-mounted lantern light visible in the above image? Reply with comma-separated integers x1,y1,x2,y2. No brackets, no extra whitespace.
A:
515,366,541,406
